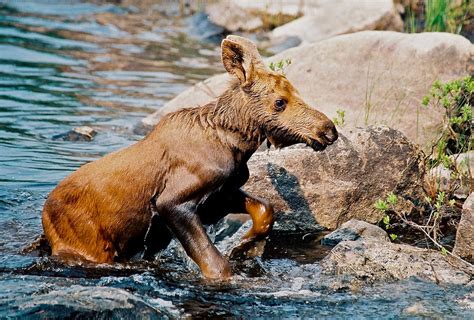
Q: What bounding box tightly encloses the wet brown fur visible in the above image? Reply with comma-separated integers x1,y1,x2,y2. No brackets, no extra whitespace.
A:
42,36,338,279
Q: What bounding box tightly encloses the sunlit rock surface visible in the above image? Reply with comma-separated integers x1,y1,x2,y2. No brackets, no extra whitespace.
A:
204,0,402,43
244,126,425,230
454,192,474,262
270,0,403,46
322,239,473,285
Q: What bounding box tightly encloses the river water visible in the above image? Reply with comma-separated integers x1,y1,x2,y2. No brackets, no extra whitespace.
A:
0,1,472,318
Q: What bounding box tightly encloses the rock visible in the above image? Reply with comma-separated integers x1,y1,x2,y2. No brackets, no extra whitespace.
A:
204,0,402,43
321,219,389,246
270,0,403,46
453,192,474,262
52,126,97,142
321,239,472,284
404,302,430,317
6,285,175,318
243,126,425,230
429,151,474,198
205,1,263,32
139,32,473,146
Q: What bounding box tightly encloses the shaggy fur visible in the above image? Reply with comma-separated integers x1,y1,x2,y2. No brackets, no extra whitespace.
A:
42,35,338,279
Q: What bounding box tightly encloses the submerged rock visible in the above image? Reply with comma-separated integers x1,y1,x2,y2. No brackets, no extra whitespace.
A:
52,126,97,142
321,219,389,246
321,239,472,285
243,126,425,230
139,32,473,146
5,285,175,318
453,192,474,262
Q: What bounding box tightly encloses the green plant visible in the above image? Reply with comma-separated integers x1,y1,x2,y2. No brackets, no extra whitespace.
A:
376,190,466,260
374,192,398,241
423,76,473,173
425,0,450,32
403,0,472,34
332,109,346,127
404,7,418,33
269,58,292,75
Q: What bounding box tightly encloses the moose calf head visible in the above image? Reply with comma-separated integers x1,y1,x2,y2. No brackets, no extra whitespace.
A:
221,35,338,151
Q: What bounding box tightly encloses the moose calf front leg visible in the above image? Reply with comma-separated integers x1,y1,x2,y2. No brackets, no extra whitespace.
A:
156,201,231,280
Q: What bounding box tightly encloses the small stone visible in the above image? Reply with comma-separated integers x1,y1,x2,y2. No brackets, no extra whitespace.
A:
404,302,429,316
53,126,97,142
321,219,389,246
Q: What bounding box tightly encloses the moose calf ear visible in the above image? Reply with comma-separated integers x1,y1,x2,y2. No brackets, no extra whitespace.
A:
221,39,253,85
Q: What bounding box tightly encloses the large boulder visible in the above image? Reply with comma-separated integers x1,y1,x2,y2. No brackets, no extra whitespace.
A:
453,192,474,262
321,239,472,284
204,0,402,41
270,0,403,45
139,31,473,146
242,126,425,230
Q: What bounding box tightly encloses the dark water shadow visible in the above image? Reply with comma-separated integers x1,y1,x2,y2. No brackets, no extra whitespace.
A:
266,163,322,233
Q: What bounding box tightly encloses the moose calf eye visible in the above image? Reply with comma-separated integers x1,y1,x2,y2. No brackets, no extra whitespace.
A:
274,99,287,112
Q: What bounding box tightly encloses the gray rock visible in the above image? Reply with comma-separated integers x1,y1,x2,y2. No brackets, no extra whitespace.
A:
139,32,473,146
321,219,389,246
243,126,425,230
321,239,473,284
454,193,474,262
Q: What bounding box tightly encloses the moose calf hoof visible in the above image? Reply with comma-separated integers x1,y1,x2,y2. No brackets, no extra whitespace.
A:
201,257,232,280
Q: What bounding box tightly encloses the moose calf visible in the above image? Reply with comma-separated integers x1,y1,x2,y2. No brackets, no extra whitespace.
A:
42,36,338,279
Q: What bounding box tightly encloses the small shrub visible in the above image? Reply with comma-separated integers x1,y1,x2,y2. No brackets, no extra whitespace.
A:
332,109,346,127
423,76,472,171
269,58,292,75
402,0,472,34
425,0,450,32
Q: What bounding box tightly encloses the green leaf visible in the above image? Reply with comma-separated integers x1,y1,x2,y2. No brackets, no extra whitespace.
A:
269,62,275,71
386,192,398,205
375,199,388,212
422,95,430,106
440,247,448,255
389,234,398,241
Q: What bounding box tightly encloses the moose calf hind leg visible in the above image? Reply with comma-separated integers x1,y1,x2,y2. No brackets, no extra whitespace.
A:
242,192,275,241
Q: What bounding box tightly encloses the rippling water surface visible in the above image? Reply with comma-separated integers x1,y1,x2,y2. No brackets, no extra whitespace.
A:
0,1,472,318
